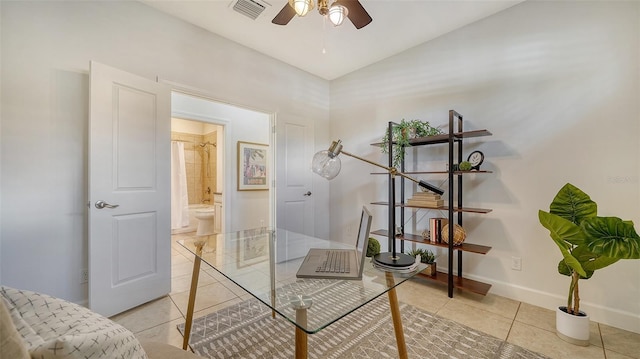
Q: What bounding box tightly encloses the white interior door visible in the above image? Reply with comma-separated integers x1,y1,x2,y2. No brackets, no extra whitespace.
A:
276,116,314,236
89,61,171,317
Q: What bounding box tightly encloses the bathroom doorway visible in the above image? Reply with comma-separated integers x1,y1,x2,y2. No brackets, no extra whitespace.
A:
169,90,272,237
170,118,225,236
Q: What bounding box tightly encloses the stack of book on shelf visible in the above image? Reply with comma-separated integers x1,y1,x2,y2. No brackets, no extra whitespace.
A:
406,191,444,208
429,217,449,243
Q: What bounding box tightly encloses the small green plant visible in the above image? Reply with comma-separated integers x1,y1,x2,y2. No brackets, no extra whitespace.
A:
381,119,443,167
406,248,436,264
458,161,472,171
366,237,381,257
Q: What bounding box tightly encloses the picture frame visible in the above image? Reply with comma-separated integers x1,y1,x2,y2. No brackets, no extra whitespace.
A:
237,229,268,268
237,141,269,191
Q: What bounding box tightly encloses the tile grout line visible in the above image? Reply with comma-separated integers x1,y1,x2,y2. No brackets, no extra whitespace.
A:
597,323,608,359
505,301,522,343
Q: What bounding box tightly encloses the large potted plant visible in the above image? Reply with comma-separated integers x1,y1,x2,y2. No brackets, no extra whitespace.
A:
538,183,640,345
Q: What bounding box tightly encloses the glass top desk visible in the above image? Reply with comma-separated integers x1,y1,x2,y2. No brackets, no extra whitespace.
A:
178,228,424,359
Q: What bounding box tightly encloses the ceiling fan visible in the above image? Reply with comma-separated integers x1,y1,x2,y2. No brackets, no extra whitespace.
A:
272,0,372,29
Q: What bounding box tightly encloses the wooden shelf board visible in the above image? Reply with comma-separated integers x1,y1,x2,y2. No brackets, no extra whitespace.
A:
453,170,493,174
371,229,491,255
417,271,492,296
453,129,493,139
370,129,492,147
370,202,492,214
370,170,493,175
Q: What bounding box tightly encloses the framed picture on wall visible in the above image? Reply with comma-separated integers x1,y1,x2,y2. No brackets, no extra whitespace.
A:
237,141,268,191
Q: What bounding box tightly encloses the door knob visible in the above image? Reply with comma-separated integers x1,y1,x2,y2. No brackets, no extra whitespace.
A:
95,200,119,209
303,191,312,196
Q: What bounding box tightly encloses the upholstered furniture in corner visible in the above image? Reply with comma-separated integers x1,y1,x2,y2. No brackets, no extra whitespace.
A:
0,286,202,359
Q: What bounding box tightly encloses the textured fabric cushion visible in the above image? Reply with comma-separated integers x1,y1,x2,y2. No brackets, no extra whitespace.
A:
0,296,30,359
0,286,147,359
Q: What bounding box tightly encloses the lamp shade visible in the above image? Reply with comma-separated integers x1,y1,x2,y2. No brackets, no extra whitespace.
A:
328,3,348,26
289,0,315,17
312,150,341,180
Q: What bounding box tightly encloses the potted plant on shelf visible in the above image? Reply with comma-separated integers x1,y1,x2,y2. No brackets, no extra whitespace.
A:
381,119,443,168
406,248,437,276
538,183,640,346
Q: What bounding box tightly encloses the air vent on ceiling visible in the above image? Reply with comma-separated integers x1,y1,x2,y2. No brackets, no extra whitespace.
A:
233,0,266,20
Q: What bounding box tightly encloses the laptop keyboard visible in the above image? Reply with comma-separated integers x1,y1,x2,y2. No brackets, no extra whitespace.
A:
316,251,350,273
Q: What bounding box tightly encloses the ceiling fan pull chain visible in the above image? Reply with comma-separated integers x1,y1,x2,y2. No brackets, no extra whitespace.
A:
322,15,327,54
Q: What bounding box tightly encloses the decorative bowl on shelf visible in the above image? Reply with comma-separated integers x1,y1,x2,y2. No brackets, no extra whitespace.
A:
441,223,466,245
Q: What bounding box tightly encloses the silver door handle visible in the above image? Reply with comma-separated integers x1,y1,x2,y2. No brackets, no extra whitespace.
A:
303,191,312,196
95,200,119,209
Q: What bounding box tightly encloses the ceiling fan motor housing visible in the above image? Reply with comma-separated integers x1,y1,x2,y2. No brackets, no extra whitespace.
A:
273,0,372,29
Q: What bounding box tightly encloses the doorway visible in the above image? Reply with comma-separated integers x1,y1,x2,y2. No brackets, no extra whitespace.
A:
169,90,273,235
170,118,225,236
88,63,272,316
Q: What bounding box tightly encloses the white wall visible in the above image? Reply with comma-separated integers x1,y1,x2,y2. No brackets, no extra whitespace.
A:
0,1,330,304
330,1,640,333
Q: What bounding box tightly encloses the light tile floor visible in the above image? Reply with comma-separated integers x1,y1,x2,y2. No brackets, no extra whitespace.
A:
110,233,639,359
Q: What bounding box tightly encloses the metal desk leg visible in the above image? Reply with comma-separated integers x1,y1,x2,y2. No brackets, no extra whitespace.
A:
182,242,204,351
386,272,408,359
268,229,276,319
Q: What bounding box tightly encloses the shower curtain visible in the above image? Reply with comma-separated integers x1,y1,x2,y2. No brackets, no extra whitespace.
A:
171,141,189,229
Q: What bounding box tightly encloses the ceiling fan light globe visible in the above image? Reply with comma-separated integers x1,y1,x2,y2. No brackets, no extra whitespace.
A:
328,3,348,26
289,0,315,17
312,150,341,180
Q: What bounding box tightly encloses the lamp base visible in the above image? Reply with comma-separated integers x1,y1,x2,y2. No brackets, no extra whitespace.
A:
373,252,415,268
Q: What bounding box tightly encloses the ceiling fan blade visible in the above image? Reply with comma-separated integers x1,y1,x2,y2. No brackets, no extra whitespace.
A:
272,3,296,25
339,0,372,29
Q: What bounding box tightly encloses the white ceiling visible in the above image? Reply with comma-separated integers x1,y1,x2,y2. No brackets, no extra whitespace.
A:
142,0,524,80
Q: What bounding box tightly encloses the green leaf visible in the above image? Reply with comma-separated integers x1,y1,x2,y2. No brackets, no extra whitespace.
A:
538,210,584,246
558,258,594,279
582,255,619,272
582,217,640,259
569,245,598,278
557,260,572,276
539,210,587,277
549,183,597,225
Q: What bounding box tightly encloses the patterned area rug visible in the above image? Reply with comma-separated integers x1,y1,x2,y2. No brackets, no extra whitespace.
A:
177,295,549,359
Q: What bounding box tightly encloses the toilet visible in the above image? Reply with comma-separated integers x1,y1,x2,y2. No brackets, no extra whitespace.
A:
194,208,216,236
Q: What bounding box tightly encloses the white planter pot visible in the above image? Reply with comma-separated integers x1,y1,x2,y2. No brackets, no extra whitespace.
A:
556,306,590,346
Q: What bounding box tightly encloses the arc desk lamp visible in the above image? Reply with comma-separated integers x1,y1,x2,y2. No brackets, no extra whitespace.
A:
312,139,444,269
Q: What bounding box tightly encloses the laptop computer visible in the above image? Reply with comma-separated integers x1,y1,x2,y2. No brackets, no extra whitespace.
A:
296,206,372,280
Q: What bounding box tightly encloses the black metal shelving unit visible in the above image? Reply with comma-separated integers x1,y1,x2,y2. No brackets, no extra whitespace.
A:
371,110,493,297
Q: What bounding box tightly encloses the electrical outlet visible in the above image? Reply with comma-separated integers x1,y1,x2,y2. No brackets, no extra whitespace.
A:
511,256,522,271
81,269,88,283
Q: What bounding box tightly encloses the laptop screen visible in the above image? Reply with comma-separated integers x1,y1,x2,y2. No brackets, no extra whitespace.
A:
355,206,373,262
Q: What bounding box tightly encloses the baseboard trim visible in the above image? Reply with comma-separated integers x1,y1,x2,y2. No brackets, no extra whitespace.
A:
461,273,640,334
